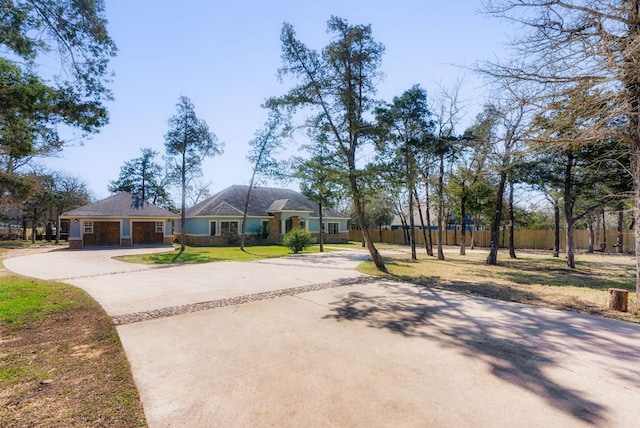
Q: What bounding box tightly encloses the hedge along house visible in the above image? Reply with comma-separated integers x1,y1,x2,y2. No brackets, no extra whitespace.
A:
178,185,349,246
60,192,176,249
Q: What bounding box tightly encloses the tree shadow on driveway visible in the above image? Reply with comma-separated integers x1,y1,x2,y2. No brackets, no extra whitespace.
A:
322,282,640,425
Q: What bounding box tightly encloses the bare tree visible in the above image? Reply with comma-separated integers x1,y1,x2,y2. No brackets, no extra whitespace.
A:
241,111,283,250
481,0,640,299
429,81,465,260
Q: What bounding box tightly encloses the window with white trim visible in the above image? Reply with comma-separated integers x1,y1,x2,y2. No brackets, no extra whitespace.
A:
84,221,94,234
155,221,164,233
210,221,217,236
326,222,339,234
220,221,238,236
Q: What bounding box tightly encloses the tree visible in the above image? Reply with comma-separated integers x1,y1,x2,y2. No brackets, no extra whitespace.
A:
528,90,631,267
241,111,284,250
165,96,223,257
269,16,387,271
375,84,434,260
369,196,395,242
429,82,465,261
108,148,174,210
449,127,492,255
1,1,116,195
185,179,212,206
48,172,92,244
469,95,529,266
294,129,345,252
481,0,640,306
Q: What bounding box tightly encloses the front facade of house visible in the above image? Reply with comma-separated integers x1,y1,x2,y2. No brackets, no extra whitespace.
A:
60,192,175,249
178,185,349,246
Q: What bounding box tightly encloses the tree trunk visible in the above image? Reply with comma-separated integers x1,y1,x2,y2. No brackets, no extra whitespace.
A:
55,209,61,245
414,187,429,255
633,147,640,304
617,209,624,253
564,152,575,268
553,199,560,257
407,179,417,261
398,211,409,245
595,209,601,250
319,201,324,252
470,215,476,250
508,177,516,259
437,153,445,260
240,184,254,251
459,193,467,256
486,171,507,265
175,152,187,259
588,221,595,253
350,173,385,271
424,178,434,256
31,208,37,244
601,209,607,250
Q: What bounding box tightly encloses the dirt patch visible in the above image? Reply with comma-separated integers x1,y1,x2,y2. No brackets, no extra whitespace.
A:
0,246,147,427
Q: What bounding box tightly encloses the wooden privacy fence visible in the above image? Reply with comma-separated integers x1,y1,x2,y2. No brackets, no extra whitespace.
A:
348,229,636,253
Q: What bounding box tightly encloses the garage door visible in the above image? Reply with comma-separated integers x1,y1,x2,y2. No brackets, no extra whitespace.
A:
84,222,120,246
132,221,163,245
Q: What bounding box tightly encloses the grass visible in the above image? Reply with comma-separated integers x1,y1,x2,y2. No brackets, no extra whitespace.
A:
0,278,86,327
0,261,146,426
358,248,640,323
114,244,330,264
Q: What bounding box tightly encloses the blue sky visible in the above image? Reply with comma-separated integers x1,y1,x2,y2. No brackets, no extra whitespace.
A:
44,1,511,200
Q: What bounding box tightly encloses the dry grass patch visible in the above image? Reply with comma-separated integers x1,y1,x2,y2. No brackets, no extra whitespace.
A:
358,249,639,323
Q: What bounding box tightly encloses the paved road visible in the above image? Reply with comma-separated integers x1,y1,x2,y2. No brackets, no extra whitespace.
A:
5,248,640,427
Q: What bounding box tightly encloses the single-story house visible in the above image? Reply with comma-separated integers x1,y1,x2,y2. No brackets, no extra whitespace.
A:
60,192,176,249
178,185,349,246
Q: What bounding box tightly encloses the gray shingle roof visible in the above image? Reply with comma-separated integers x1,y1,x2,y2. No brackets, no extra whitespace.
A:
61,192,177,218
186,185,347,218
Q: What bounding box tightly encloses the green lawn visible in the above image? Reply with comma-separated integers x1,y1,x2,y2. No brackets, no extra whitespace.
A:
0,277,90,327
114,244,333,264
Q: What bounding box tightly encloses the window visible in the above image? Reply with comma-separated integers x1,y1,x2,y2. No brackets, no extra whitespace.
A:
299,219,306,230
155,221,164,233
220,221,238,236
84,221,94,234
326,222,339,234
210,221,217,236
260,220,269,238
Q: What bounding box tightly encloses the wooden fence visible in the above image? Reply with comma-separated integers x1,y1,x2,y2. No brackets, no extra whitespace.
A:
348,229,636,253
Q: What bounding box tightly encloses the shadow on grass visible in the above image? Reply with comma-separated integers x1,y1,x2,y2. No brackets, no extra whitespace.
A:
322,283,640,424
386,255,634,293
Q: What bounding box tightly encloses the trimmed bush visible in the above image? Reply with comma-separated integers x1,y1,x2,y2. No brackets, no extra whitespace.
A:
282,228,316,253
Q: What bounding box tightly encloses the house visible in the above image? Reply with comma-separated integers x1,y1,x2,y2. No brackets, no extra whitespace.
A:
60,192,176,249
178,185,349,246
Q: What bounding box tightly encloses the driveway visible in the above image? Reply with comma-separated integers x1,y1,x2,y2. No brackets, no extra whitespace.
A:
5,248,640,427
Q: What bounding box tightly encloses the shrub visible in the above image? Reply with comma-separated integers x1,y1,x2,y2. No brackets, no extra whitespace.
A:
282,228,316,253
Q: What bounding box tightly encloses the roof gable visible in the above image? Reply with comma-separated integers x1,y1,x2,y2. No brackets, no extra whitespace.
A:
61,192,176,218
186,185,347,218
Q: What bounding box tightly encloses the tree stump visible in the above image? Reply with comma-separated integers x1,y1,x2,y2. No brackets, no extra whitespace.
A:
607,288,629,312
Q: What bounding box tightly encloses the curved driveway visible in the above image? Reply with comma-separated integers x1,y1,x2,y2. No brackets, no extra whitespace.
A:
5,247,640,427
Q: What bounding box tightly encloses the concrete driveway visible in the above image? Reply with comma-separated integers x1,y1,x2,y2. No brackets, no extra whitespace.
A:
5,248,640,427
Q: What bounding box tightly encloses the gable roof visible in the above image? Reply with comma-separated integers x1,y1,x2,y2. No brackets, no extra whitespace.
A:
61,192,176,218
187,185,347,218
